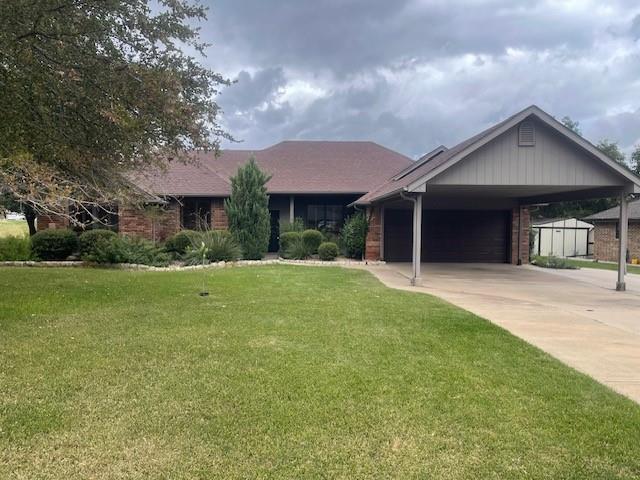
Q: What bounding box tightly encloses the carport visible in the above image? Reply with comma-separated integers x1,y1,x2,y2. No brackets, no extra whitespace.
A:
355,106,640,290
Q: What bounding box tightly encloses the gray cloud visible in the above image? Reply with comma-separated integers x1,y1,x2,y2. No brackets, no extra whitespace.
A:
199,0,640,158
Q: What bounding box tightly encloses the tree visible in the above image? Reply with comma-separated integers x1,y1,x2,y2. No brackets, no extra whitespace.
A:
0,0,230,225
224,157,271,260
631,145,640,176
597,139,627,167
561,116,581,135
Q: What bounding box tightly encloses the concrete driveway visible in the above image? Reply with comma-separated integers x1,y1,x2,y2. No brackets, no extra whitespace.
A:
363,262,640,403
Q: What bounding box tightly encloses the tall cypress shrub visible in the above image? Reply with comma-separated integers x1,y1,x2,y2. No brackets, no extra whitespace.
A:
224,157,271,259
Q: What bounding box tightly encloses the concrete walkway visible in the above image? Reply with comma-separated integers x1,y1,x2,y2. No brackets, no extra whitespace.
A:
361,262,640,403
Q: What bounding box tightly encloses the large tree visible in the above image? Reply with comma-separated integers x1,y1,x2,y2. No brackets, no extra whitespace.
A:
596,139,627,167
561,116,581,135
224,157,271,260
0,0,229,229
631,145,640,176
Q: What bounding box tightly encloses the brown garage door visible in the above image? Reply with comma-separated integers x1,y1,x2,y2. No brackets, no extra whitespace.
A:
384,209,510,263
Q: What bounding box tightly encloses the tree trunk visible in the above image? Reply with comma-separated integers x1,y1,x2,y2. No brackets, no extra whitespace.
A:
25,210,37,236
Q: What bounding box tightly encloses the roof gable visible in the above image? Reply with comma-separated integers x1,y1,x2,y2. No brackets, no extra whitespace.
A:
356,105,640,205
429,119,623,187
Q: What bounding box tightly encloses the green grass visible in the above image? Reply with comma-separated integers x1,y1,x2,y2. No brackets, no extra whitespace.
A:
0,219,28,238
564,258,640,275
1,266,639,479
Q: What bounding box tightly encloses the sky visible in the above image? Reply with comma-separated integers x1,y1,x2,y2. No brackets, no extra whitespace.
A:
197,0,640,159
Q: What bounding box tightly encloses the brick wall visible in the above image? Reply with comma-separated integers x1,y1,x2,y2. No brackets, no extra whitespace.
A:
211,198,229,230
510,206,530,265
36,214,69,231
593,221,640,262
119,201,180,242
365,205,382,261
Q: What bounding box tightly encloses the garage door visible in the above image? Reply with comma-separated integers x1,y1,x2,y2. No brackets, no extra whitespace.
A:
384,209,510,263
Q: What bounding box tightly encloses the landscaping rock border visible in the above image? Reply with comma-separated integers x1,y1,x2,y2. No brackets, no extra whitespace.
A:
0,258,385,271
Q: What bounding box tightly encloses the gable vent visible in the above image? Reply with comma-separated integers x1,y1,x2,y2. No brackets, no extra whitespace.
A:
518,121,535,146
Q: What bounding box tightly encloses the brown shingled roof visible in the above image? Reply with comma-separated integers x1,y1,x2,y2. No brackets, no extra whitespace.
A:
584,199,640,221
138,140,414,196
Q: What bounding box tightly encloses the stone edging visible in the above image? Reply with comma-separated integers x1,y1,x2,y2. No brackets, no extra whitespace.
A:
0,258,385,271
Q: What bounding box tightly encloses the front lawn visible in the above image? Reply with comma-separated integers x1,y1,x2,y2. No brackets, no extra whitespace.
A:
565,258,640,275
0,219,28,238
1,266,639,478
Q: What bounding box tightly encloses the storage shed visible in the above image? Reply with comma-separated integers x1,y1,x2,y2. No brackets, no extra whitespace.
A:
531,218,594,258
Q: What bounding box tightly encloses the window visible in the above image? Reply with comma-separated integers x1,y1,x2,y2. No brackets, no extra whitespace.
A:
182,198,211,230
615,221,620,240
518,121,535,146
72,204,119,231
307,204,344,233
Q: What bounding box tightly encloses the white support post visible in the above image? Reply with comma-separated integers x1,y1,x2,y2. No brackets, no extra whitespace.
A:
617,192,629,291
411,194,423,286
289,195,295,223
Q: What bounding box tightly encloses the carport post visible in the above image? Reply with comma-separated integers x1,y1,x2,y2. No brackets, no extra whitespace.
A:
289,195,295,223
411,194,423,286
616,192,629,291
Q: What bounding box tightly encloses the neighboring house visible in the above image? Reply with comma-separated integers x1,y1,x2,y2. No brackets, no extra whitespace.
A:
38,105,640,287
531,218,594,258
585,199,640,263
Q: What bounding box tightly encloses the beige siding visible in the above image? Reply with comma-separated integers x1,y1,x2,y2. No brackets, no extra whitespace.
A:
430,120,623,186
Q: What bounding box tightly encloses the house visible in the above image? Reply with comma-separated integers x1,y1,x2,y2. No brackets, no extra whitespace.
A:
38,141,414,251
584,199,640,263
38,105,640,289
531,218,594,258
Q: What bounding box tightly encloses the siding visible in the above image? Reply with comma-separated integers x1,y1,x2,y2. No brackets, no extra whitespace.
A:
430,120,623,187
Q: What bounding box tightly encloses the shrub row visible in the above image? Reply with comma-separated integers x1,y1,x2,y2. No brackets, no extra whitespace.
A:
279,229,338,260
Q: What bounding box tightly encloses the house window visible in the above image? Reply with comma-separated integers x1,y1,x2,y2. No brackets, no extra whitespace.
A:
182,198,211,230
72,204,119,232
307,205,344,233
615,221,620,240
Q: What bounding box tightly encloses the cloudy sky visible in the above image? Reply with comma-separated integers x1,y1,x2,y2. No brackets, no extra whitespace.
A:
198,0,640,159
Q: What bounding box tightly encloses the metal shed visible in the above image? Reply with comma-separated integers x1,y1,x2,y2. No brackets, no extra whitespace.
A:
531,218,594,258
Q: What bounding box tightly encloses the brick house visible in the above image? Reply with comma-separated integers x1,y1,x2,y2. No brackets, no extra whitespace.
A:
38,105,640,286
585,199,640,263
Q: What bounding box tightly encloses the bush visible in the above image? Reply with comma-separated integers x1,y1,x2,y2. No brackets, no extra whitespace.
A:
281,217,305,233
0,235,31,261
318,242,339,261
164,230,201,255
284,235,310,260
78,229,117,260
183,230,241,265
118,236,170,266
30,229,78,260
279,231,301,255
531,255,577,270
302,229,323,254
341,212,368,259
85,235,170,266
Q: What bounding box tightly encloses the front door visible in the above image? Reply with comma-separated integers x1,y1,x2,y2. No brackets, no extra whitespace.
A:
268,210,280,252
